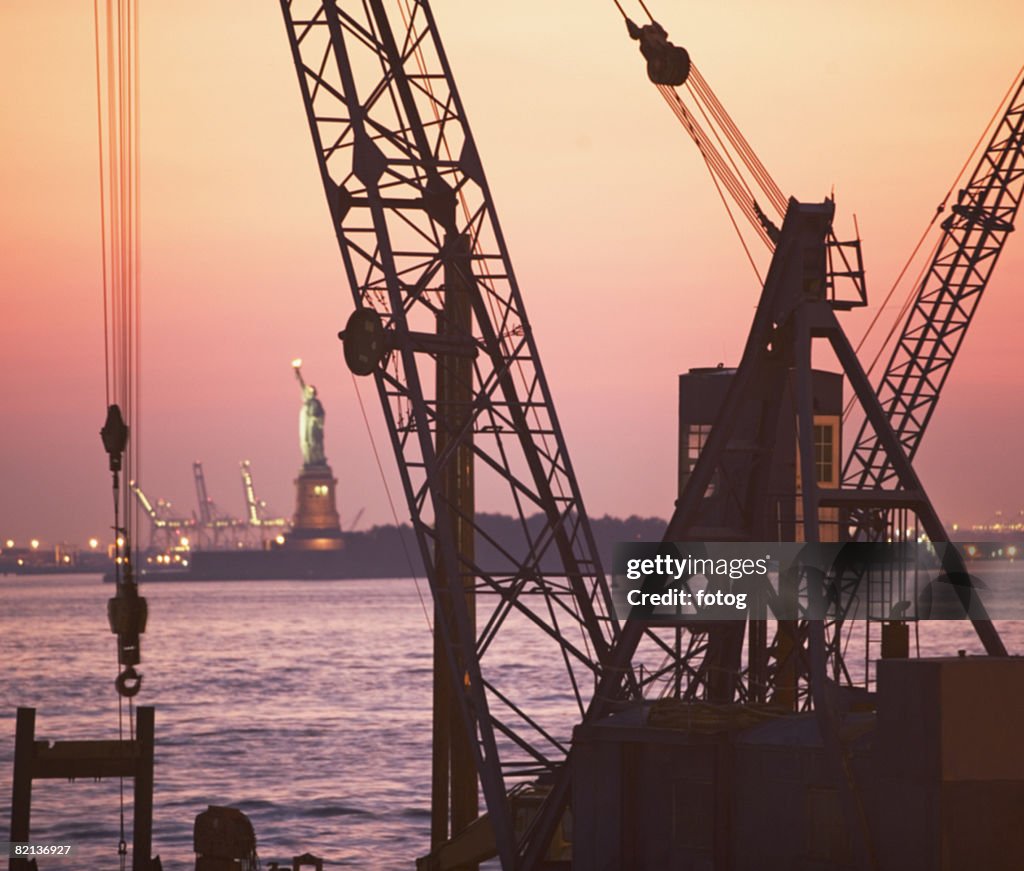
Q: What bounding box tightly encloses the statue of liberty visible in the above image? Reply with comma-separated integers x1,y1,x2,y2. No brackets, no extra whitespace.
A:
292,359,327,467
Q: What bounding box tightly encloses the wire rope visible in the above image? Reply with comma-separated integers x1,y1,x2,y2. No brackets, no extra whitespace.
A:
94,1,143,863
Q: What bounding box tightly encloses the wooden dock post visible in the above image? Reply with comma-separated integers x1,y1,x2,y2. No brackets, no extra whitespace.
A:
8,706,157,871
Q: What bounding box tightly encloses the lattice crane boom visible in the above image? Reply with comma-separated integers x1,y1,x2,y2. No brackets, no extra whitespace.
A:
280,1,641,865
845,70,1024,494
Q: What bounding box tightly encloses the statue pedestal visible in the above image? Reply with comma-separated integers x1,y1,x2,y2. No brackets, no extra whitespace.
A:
286,463,344,552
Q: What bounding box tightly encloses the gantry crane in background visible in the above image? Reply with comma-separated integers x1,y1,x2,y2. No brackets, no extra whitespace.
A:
192,460,215,528
240,460,292,545
130,481,196,551
191,461,246,548
135,463,287,553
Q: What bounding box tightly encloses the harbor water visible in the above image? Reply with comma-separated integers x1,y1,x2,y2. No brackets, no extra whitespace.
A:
2,573,1022,868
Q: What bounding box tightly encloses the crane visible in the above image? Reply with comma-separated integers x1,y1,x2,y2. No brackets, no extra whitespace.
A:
610,7,1017,703
828,68,1024,672
618,7,1023,532
130,480,195,551
240,460,291,545
280,2,649,866
845,70,1024,495
574,20,1018,862
192,460,215,538
192,460,245,548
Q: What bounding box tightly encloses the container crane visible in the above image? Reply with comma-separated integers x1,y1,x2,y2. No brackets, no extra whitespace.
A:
192,460,245,548
193,460,214,527
130,480,195,551
240,459,291,544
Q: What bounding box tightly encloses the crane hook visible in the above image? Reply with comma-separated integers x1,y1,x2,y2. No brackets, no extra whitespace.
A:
108,571,148,698
115,666,143,698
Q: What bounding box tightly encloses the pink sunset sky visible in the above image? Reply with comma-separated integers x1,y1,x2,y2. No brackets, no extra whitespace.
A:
1,1,1022,547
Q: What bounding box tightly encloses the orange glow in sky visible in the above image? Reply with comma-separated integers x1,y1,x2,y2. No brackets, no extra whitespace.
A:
1,2,1022,544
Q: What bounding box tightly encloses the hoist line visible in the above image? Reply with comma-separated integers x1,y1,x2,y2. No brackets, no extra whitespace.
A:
681,75,780,246
674,81,778,245
132,0,142,548
612,0,785,248
657,84,771,247
688,64,787,215
94,1,144,861
97,0,142,552
118,692,127,868
700,142,765,285
610,0,654,23
684,76,762,212
659,82,776,248
93,0,111,409
655,84,770,278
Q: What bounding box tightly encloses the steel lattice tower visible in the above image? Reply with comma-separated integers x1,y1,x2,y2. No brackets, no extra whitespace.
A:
280,2,655,865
